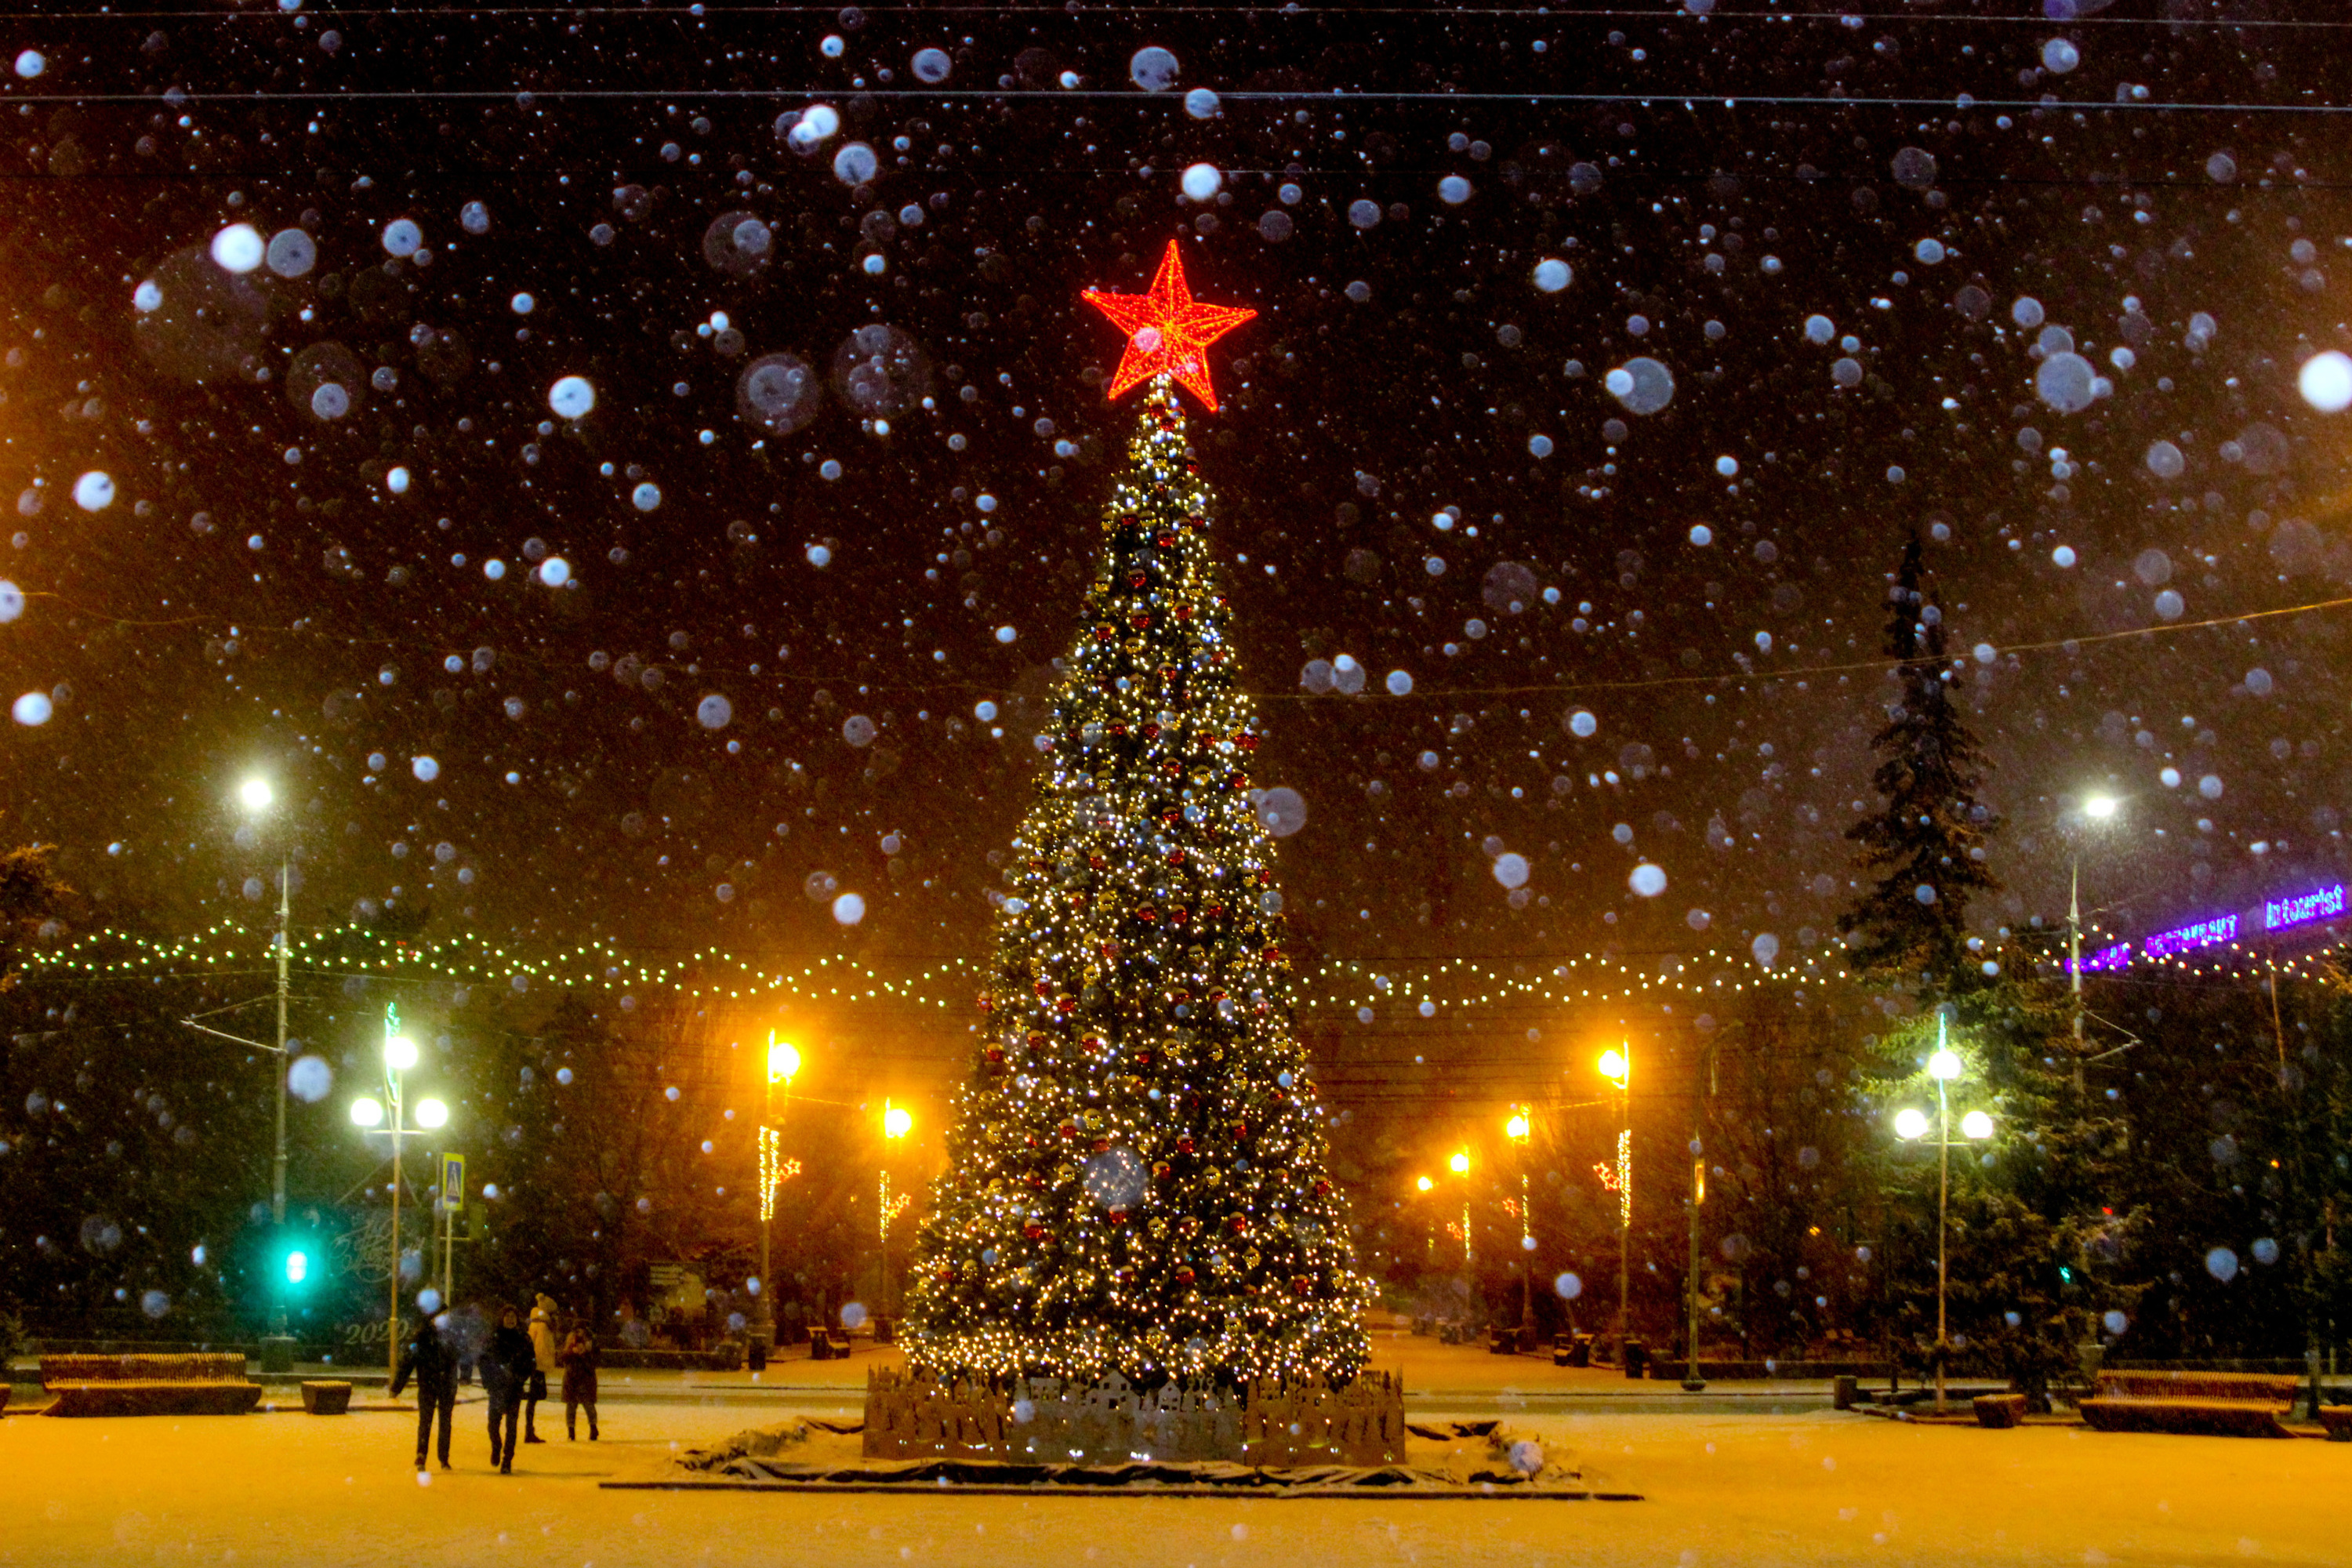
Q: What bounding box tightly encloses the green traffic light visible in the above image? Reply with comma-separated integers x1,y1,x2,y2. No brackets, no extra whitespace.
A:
284,1249,309,1286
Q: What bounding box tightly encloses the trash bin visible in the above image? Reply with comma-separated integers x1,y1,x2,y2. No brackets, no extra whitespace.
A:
1623,1338,1646,1379
1832,1374,1858,1410
748,1336,768,1373
1570,1332,1594,1367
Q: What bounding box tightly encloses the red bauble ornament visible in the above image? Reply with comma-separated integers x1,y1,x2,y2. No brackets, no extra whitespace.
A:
1081,241,1258,413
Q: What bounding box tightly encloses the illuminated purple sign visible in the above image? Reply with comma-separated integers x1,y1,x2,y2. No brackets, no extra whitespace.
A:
2264,882,2346,933
2080,881,2347,975
2141,913,2238,960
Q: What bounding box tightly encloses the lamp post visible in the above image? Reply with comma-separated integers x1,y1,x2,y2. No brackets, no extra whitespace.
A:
1504,1109,1533,1337
350,1003,448,1369
236,777,301,1368
1446,1148,1472,1272
1414,1174,1437,1266
753,1034,801,1359
1893,1012,1994,1414
238,777,293,1230
1599,1045,1632,1352
880,1100,913,1319
1683,1037,1719,1394
2067,793,2119,1095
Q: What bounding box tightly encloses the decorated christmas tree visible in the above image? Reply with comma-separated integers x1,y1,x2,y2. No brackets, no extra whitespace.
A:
906,243,1373,1386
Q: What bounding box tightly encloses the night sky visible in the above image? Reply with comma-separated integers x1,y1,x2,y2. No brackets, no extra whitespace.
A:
0,4,2344,1094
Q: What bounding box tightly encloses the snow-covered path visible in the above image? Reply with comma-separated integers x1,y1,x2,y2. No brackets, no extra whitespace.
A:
2,1386,2339,1567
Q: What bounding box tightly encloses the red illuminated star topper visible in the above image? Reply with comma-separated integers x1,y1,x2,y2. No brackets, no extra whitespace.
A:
1082,240,1257,413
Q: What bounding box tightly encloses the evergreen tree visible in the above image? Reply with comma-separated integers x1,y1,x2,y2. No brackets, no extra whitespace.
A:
907,375,1371,1385
1840,534,2000,985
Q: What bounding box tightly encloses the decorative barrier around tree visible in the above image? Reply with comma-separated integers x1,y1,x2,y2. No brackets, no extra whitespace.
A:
862,1367,1405,1467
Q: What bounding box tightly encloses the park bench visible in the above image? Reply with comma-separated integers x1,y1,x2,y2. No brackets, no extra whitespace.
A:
808,1329,854,1361
40,1353,262,1417
2318,1405,2352,1443
2078,1370,2298,1438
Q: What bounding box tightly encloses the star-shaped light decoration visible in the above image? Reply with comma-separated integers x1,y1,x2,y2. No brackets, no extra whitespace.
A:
1082,240,1257,413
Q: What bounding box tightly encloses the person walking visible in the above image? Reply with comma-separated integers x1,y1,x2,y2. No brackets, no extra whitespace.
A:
390,1312,459,1471
558,1322,601,1441
484,1304,535,1473
524,1292,560,1444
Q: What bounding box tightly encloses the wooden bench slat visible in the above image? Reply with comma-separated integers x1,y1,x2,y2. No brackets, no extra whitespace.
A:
39,1353,249,1387
2095,1370,2299,1404
43,1384,263,1418
2079,1398,2293,1439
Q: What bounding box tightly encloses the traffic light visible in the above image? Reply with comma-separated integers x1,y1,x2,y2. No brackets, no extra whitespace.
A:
284,1249,309,1285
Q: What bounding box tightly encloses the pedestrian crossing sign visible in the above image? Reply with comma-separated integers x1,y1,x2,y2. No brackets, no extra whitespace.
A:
441,1152,465,1211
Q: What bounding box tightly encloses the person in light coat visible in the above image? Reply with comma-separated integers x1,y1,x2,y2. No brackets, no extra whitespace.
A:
525,1292,560,1443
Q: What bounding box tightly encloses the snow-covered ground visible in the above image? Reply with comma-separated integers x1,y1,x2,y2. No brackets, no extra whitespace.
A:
2,1372,2340,1567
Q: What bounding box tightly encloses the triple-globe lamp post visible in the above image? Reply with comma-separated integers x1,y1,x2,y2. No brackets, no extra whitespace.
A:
350,1003,449,1367
1893,1012,1994,1415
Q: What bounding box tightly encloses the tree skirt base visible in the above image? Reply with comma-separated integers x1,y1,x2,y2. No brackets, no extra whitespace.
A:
609,1455,1638,1499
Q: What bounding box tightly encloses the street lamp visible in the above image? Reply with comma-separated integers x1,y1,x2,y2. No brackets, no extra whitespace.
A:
233,775,303,1367
350,1002,449,1370
236,777,295,1229
1893,1011,1994,1414
879,1100,913,1319
1599,1045,1632,1355
1504,1108,1534,1338
1683,1034,1720,1394
2067,793,2120,1094
753,1033,802,1359
1445,1149,1472,1272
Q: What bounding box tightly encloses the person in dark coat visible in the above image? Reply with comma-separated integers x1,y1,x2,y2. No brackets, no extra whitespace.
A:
558,1323,601,1440
483,1304,535,1473
390,1313,459,1470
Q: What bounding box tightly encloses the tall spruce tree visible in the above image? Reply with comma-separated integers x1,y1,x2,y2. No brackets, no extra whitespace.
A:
1841,533,2001,985
906,368,1371,1386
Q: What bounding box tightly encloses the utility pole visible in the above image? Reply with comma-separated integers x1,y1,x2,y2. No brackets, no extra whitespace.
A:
271,859,291,1223
2067,794,2118,1097
2067,851,2087,1098
1683,1039,1717,1393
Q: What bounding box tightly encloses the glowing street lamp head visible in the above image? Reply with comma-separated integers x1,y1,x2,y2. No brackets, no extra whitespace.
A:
415,1098,449,1130
884,1102,913,1139
1960,1109,1995,1141
350,1096,385,1128
1598,1047,1628,1083
2084,793,2119,822
1927,1048,1963,1082
385,1035,419,1073
1447,1149,1471,1176
768,1038,802,1084
1893,1107,1931,1142
1504,1110,1530,1142
1416,1175,1435,1193
238,778,274,813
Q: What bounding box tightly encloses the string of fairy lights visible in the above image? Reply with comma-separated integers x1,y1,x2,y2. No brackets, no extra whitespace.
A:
21,916,2339,1015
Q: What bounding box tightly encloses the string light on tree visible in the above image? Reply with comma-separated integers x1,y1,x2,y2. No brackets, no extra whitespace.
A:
903,248,1370,1386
